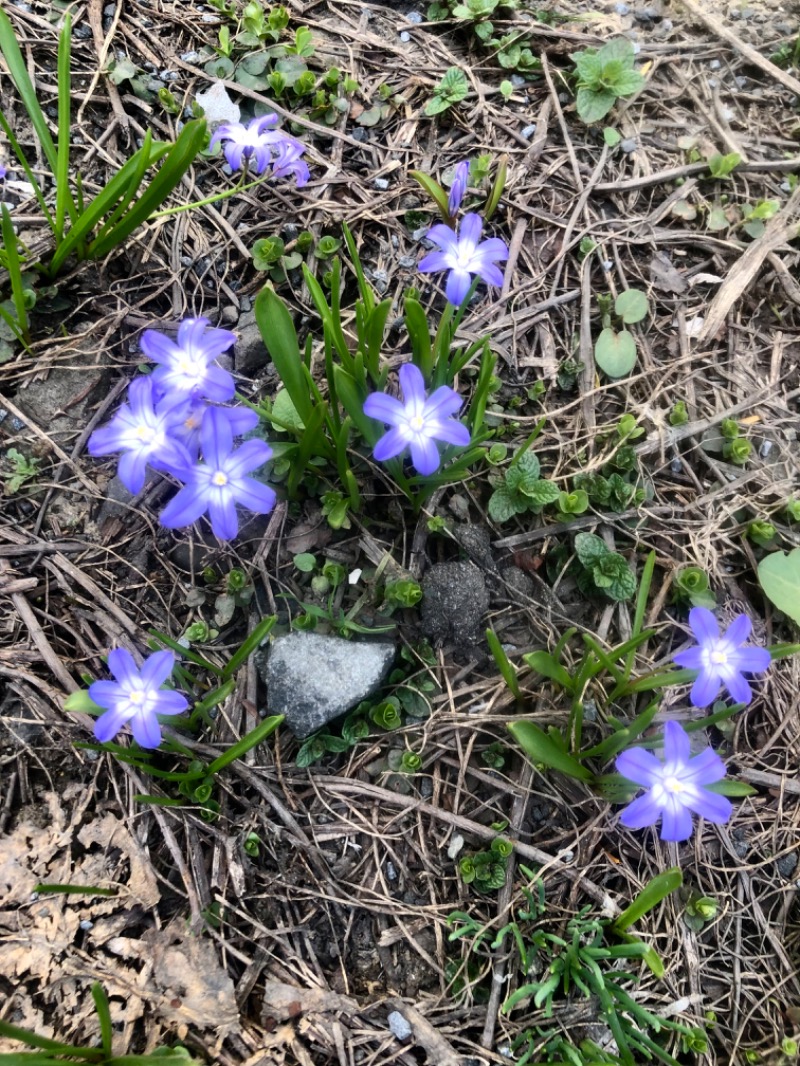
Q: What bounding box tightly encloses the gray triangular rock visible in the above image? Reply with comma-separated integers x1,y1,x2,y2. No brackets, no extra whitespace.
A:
260,632,395,739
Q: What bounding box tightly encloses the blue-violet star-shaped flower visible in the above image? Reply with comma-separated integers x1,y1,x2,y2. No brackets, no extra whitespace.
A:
140,317,237,402
87,376,192,494
209,114,307,182
363,362,470,476
160,407,276,540
673,606,771,707
616,720,732,842
418,212,508,305
172,398,260,459
89,648,189,748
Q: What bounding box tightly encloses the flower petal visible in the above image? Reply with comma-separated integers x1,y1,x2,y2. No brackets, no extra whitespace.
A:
659,799,694,842
117,451,149,495
682,786,733,825
201,408,234,468
688,606,719,645
473,262,505,289
424,223,459,254
690,669,721,709
673,647,704,669
129,710,162,749
418,249,455,274
444,267,473,306
140,329,180,366
459,212,484,248
734,646,771,674
232,477,277,515
615,747,664,788
398,363,427,406
429,419,470,448
364,392,405,426
373,427,408,463
107,648,139,687
424,385,463,421
225,407,260,436
225,439,273,480
160,484,209,529
724,670,752,705
139,650,176,689
619,790,664,830
88,680,123,709
409,434,441,476
94,706,131,744
682,748,726,786
208,495,240,540
473,236,509,263
154,690,190,716
723,613,752,646
199,364,236,403
662,720,691,765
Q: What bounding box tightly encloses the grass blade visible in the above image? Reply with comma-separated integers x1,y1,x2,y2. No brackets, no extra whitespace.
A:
54,14,75,239
486,627,521,699
0,8,58,173
1,204,29,340
222,615,277,680
206,715,284,775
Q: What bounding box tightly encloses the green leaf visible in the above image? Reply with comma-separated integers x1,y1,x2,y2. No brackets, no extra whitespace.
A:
252,236,285,269
614,288,649,324
571,50,603,85
0,7,59,174
436,66,469,104
270,388,306,431
424,94,453,116
293,553,316,572
507,720,594,782
255,285,315,429
593,554,637,601
409,170,451,220
522,651,574,691
574,532,608,567
64,689,103,714
614,867,682,932
758,549,800,626
507,448,540,482
603,127,622,147
612,68,645,95
518,478,560,505
576,86,618,124
488,484,524,523
705,779,757,797
594,326,637,377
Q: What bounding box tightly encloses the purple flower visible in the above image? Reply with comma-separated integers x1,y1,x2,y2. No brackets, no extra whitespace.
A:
87,376,192,494
616,721,732,842
209,115,307,183
0,165,6,181
271,137,310,187
363,362,470,476
418,212,508,305
141,317,236,402
448,160,469,216
673,607,771,708
172,398,260,459
89,648,188,748
160,407,276,540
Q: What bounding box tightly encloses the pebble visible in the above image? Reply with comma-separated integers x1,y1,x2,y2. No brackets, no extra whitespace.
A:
407,10,423,22
388,1012,412,1042
621,137,637,153
735,76,748,88
521,123,537,139
670,457,683,473
558,92,570,104
74,24,92,38
103,3,115,14
398,255,416,268
80,919,94,931
660,17,672,29
708,78,719,89
759,440,773,458
181,51,200,63
160,70,179,82
373,177,389,190
398,30,411,42
709,59,721,70
201,12,219,22
351,127,369,142
510,74,526,87
614,1,630,12
602,259,613,271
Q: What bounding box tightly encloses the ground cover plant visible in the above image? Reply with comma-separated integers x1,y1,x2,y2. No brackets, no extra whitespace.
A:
1,0,800,1064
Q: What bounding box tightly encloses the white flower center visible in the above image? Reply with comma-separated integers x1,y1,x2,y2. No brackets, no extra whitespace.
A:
455,245,474,269
212,471,228,487
664,775,684,794
710,649,727,665
408,414,425,432
129,691,145,706
135,425,156,443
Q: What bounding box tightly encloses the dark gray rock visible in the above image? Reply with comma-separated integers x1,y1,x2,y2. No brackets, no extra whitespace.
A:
234,309,268,375
775,852,798,880
420,561,489,647
260,632,395,738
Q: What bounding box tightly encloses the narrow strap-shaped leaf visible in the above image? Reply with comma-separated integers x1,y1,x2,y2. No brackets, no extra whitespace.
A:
403,295,433,379
342,220,374,314
613,867,682,932
1,204,29,339
254,284,314,426
409,168,450,221
206,715,284,776
507,719,595,782
54,14,77,238
87,118,206,258
222,615,277,680
91,984,114,1058
365,297,392,379
0,8,58,173
287,400,329,497
48,135,169,275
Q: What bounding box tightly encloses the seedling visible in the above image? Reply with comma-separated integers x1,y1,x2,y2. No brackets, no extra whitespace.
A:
571,39,645,124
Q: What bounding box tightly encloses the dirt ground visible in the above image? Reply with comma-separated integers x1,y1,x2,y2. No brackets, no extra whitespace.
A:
1,0,800,1063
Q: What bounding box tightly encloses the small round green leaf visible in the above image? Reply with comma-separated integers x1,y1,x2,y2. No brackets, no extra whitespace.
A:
758,549,800,626
594,327,637,378
614,289,649,324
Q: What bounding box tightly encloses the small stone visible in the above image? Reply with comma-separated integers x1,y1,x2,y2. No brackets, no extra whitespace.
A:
734,76,748,89
521,123,537,139
398,255,416,268
776,852,797,879
407,10,423,22
351,127,369,142
620,137,637,153
708,78,718,89
421,561,489,647
709,59,721,70
180,51,200,63
373,177,389,190
259,632,395,738
233,309,267,375
510,74,526,87
614,1,630,13
74,24,93,38
660,18,672,30
634,0,663,22
388,1011,413,1042
670,457,683,474
398,30,411,42
103,3,115,14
